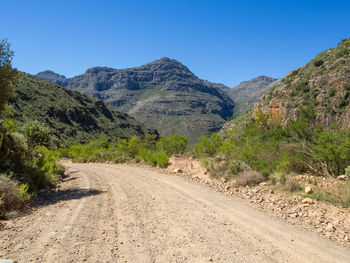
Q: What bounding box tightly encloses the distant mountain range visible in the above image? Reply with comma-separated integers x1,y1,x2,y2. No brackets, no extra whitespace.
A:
11,73,158,146
218,76,278,116
36,58,278,143
36,58,236,144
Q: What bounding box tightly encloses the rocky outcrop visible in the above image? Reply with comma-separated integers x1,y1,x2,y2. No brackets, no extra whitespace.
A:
37,58,234,144
254,38,350,128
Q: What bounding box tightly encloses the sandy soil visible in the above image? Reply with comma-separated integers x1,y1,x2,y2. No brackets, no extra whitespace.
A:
1,161,350,262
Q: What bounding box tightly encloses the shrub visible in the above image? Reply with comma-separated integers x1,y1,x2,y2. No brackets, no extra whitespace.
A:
312,130,350,176
137,148,157,167
235,170,265,186
156,134,188,156
344,83,350,91
345,166,350,177
23,121,52,149
0,39,18,115
338,98,348,108
335,48,349,58
284,178,302,192
154,152,169,168
17,183,32,201
0,176,23,211
313,59,324,67
338,182,350,208
328,88,336,97
201,158,214,172
194,133,223,157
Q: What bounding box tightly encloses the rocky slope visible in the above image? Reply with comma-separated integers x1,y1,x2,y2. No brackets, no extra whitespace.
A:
10,73,158,145
254,38,350,128
220,76,278,116
36,58,234,144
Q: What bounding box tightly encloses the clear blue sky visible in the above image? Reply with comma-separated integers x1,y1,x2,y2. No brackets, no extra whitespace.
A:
2,0,349,86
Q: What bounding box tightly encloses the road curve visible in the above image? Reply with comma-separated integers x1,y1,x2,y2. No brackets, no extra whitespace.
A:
1,162,350,262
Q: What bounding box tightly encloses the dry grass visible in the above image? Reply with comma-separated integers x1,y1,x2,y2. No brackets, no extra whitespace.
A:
284,178,302,192
235,170,265,187
0,176,23,214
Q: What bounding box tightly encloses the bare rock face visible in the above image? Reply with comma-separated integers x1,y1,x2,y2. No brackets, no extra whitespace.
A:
37,58,234,144
254,38,350,129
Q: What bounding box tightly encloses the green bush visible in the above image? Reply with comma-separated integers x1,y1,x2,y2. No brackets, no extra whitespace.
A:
313,59,324,67
137,148,157,167
312,130,350,177
23,120,53,149
154,152,169,168
156,134,188,156
194,133,223,157
195,104,350,180
328,88,336,97
344,83,350,91
335,48,349,58
17,183,32,201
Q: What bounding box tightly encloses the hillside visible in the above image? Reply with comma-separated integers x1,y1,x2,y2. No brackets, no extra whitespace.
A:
254,38,350,128
225,76,277,116
220,76,278,116
10,73,158,145
36,58,234,144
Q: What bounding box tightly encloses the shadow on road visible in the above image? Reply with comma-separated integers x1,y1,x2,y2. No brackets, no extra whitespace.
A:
36,188,104,207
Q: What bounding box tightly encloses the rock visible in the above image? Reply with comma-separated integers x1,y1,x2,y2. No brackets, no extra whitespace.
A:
337,175,348,180
173,168,182,174
259,182,269,186
0,260,17,263
269,189,274,194
326,223,335,232
305,186,313,194
302,198,314,204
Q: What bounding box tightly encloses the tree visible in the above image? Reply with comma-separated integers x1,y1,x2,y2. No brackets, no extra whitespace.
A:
0,39,18,115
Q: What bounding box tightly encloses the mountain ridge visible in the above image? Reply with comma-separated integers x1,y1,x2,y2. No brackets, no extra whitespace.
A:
36,57,235,144
218,76,278,116
11,73,158,146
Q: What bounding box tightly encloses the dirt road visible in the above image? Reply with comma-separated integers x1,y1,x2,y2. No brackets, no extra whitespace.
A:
2,162,350,262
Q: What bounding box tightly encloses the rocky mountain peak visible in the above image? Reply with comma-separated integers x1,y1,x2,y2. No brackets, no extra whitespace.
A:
36,70,68,87
36,58,234,144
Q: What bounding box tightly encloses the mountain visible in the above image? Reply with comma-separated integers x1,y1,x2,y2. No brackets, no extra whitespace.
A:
36,70,69,87
219,76,278,116
10,73,158,146
254,38,350,128
36,57,234,144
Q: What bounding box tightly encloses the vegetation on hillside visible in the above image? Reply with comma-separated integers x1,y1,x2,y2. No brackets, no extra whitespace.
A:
58,134,188,168
0,40,63,216
195,105,350,207
255,38,350,129
10,73,158,146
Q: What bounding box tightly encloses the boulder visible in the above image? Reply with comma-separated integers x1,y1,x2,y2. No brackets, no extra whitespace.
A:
304,186,313,194
173,168,183,174
337,175,348,180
